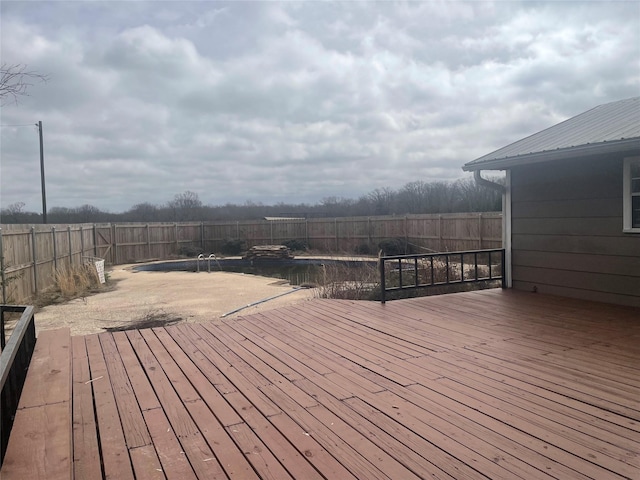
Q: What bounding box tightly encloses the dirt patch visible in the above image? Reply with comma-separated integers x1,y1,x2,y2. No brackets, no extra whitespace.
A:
34,265,315,336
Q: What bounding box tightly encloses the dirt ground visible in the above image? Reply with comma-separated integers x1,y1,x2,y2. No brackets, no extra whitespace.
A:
34,264,316,336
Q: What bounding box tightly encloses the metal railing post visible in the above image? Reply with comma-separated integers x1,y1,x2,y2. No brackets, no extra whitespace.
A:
379,256,386,304
501,249,507,289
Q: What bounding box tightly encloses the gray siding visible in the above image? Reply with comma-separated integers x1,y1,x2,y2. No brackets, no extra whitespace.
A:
510,154,640,307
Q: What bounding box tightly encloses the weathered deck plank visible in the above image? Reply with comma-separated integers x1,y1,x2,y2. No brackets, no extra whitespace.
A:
71,335,102,480
85,334,136,480
3,289,639,479
1,329,72,480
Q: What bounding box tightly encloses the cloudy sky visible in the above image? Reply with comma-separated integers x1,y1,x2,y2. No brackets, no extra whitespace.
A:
1,1,639,213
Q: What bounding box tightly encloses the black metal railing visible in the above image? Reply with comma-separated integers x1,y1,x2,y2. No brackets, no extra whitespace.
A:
0,305,36,465
379,248,506,303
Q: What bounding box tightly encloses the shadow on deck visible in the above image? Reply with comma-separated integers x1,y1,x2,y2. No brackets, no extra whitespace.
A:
2,289,639,479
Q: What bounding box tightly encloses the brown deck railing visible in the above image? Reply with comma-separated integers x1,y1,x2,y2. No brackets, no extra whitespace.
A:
0,305,36,465
379,248,505,303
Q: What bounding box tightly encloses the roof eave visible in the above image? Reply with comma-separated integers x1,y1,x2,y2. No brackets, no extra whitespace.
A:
462,138,640,172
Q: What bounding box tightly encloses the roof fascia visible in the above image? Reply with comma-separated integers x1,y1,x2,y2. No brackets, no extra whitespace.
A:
462,138,640,172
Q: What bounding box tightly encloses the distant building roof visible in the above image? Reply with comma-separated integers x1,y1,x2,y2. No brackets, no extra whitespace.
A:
264,217,305,221
463,96,640,171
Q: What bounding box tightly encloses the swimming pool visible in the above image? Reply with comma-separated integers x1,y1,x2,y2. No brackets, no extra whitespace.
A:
134,258,377,286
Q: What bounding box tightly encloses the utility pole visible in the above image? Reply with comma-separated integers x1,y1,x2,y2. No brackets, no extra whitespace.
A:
38,120,47,223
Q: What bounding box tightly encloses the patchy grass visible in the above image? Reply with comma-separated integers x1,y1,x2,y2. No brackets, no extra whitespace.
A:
103,308,182,332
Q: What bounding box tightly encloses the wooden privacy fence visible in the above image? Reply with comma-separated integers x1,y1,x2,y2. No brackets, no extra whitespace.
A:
0,212,501,303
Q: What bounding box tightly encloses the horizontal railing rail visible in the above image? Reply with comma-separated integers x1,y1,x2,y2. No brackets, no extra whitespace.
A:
379,248,506,303
0,305,36,466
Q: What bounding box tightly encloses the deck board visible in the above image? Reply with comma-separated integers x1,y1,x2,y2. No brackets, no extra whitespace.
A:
71,336,102,480
3,289,640,479
1,329,73,480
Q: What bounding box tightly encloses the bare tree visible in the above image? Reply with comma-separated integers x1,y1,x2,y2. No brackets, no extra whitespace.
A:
0,63,49,105
167,191,203,221
0,202,26,222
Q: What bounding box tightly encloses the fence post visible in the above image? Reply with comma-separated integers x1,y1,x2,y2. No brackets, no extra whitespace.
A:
31,227,38,295
0,228,5,304
146,224,151,259
200,222,205,252
174,223,179,254
93,224,98,257
438,215,443,251
67,226,73,266
335,218,338,252
52,227,57,272
80,226,85,259
478,213,483,249
305,219,309,250
404,216,408,250
112,224,118,265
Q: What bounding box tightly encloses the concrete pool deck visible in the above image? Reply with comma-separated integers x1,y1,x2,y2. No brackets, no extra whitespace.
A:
34,263,317,336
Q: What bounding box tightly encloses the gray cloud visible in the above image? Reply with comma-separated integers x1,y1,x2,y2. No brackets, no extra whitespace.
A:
1,1,639,213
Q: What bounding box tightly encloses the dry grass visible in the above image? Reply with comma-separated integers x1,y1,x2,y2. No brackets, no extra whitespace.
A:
104,308,182,332
36,263,107,307
314,261,380,300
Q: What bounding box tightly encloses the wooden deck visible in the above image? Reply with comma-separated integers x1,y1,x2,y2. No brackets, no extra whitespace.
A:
1,289,639,479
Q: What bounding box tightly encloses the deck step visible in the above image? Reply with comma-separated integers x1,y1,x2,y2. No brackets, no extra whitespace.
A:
0,328,72,480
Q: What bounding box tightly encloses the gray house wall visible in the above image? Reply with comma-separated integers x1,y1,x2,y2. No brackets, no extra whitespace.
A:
510,153,640,307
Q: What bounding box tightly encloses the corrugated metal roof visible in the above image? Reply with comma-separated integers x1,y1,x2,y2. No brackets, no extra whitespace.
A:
463,97,640,171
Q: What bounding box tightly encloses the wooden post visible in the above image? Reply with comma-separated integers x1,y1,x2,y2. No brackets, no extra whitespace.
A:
478,213,483,249
146,224,151,259
52,227,58,272
335,218,338,252
112,224,118,265
80,226,85,260
31,227,38,294
305,219,309,250
438,215,443,251
200,222,205,252
93,224,98,257
175,223,179,254
68,226,73,265
404,216,408,252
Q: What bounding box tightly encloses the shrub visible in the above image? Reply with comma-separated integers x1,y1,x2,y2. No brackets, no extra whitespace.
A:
219,238,245,256
378,238,411,256
179,243,203,257
354,243,372,255
282,239,307,252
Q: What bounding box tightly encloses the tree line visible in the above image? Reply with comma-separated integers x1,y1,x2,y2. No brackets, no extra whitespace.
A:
1,177,502,224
